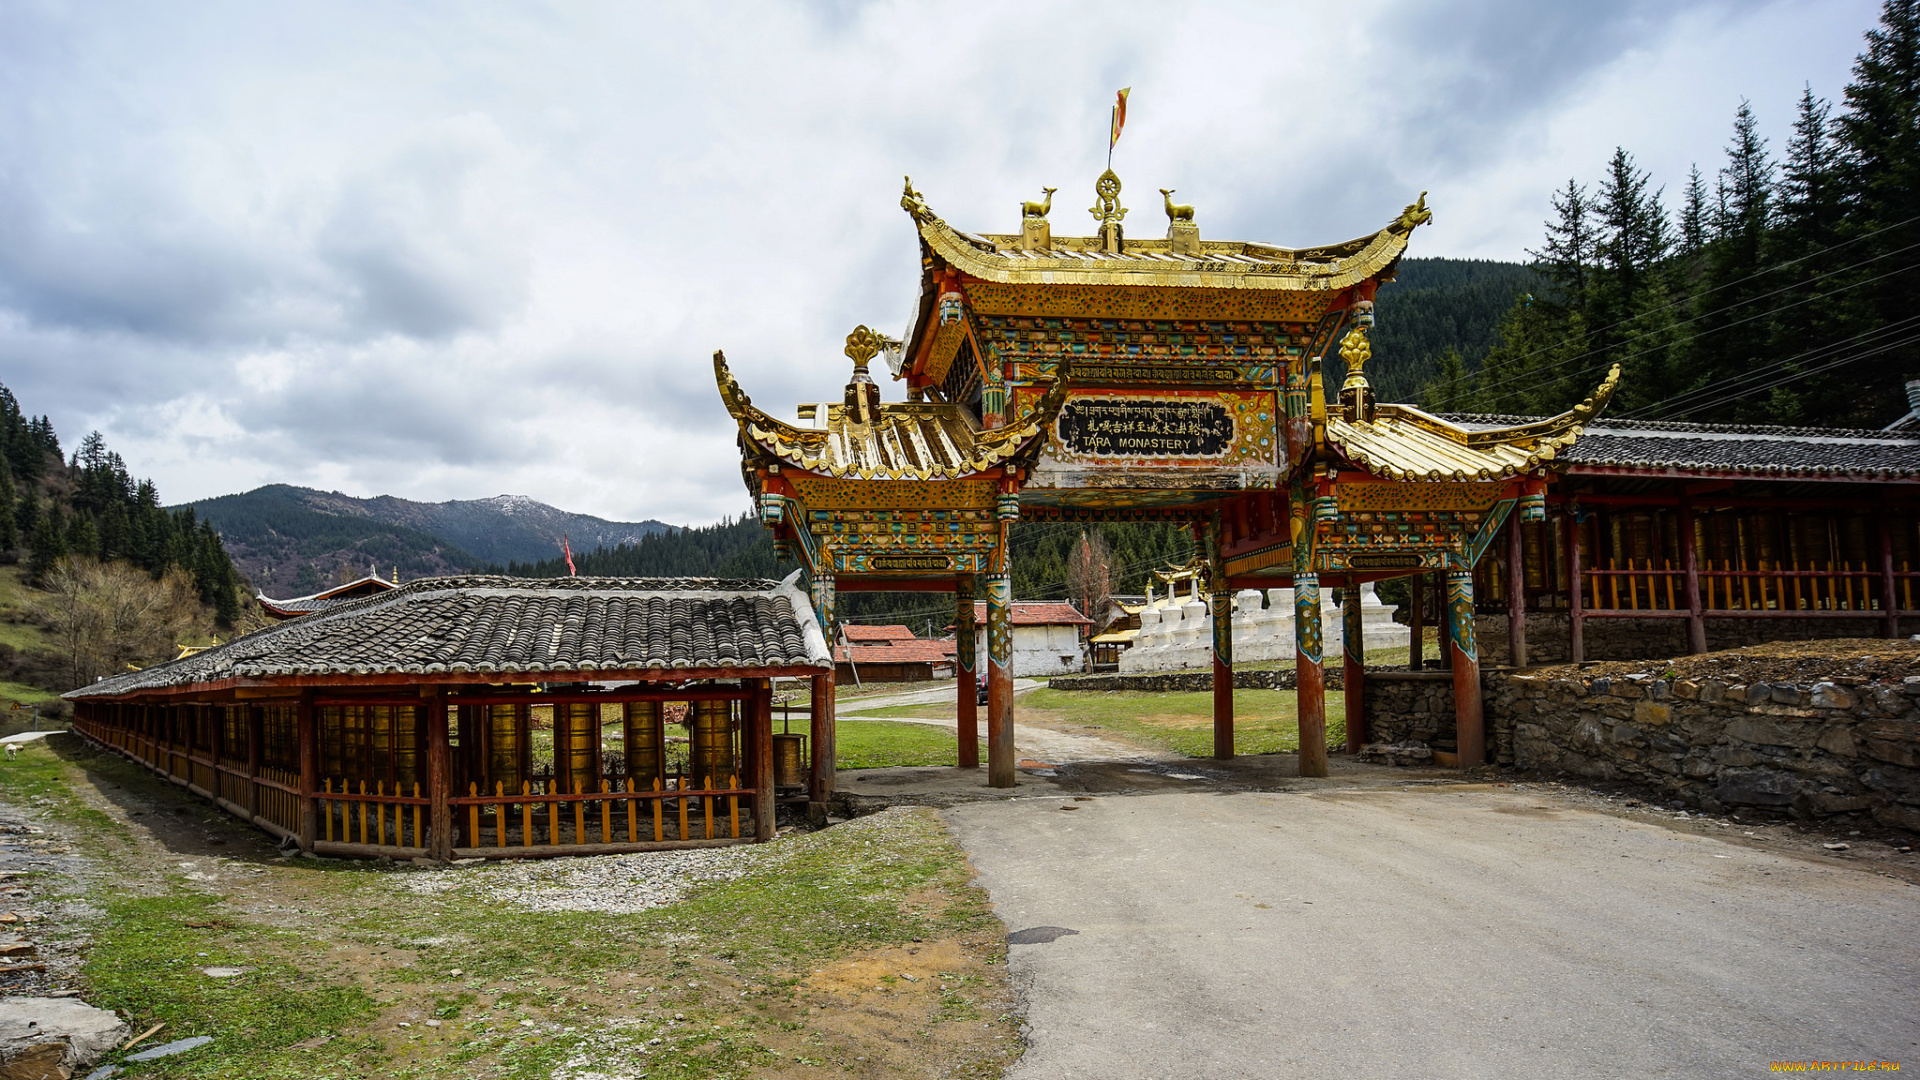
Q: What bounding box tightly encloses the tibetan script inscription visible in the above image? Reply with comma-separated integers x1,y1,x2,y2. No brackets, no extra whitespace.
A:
1057,397,1234,458
866,554,953,572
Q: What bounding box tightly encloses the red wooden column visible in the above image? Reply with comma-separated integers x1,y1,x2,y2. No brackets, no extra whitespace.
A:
1408,573,1425,669
1506,520,1528,667
246,705,264,818
297,690,318,852
752,679,775,842
1295,571,1328,778
1211,584,1234,759
808,671,834,807
1567,509,1586,663
1878,513,1900,639
955,576,979,769
1447,568,1486,767
1680,498,1708,653
1343,577,1366,753
986,571,1016,788
427,689,451,859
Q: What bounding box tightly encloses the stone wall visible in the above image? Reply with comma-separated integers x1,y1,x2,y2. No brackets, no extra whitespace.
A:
1487,670,1920,832
1360,673,1458,749
1472,613,1920,666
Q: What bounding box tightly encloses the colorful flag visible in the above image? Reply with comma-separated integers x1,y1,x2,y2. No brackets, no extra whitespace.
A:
562,534,576,577
1109,87,1131,151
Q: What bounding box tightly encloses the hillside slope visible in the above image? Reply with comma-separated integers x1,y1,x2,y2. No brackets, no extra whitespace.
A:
296,490,673,566
1360,257,1539,403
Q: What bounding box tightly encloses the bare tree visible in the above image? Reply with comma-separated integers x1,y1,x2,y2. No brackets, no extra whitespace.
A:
35,558,207,688
1066,530,1113,629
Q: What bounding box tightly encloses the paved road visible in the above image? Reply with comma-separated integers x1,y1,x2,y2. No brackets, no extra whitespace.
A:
835,679,1043,715
944,787,1920,1079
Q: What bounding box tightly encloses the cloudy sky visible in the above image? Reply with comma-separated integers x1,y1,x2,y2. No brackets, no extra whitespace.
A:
0,0,1887,525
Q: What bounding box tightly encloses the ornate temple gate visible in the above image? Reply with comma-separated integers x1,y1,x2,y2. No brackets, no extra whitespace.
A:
722,173,1616,786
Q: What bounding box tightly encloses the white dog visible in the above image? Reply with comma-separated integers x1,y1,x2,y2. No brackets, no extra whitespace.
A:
3,745,17,761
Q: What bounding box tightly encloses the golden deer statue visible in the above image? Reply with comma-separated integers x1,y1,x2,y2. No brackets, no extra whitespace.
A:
1160,188,1194,223
1022,187,1057,219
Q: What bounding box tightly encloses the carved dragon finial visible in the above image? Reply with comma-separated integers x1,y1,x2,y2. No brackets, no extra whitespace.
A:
901,176,940,226
1395,192,1432,232
1159,188,1194,223
1021,187,1057,219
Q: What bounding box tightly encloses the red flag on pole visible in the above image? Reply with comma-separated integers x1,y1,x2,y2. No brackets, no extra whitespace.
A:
1109,87,1131,152
562,534,576,577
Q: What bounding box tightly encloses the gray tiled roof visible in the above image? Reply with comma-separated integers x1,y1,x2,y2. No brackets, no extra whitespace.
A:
69,573,830,698
1443,414,1920,478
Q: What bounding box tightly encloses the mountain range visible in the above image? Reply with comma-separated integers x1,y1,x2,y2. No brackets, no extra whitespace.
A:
185,485,673,597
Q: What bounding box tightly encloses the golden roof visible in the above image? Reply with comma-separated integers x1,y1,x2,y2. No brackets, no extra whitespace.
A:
1326,366,1620,482
715,351,1072,481
901,178,1430,292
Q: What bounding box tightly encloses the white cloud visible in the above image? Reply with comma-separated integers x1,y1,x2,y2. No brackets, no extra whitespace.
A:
0,0,1886,523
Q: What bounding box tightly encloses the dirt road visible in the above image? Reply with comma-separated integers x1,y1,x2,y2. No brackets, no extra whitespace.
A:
945,786,1920,1079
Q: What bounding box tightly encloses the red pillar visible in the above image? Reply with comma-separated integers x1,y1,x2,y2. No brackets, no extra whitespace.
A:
1506,520,1529,667
1343,578,1366,754
752,679,775,842
1879,513,1900,639
809,671,834,807
1567,509,1586,663
986,572,1015,788
427,690,451,859
1296,572,1328,778
955,578,979,769
1448,569,1486,767
1681,499,1708,654
297,690,318,852
1212,586,1234,759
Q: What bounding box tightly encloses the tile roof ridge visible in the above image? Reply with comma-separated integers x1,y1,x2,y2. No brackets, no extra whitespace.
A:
1439,411,1916,440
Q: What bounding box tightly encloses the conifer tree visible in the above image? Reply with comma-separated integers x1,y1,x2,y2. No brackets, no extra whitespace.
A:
1678,165,1710,258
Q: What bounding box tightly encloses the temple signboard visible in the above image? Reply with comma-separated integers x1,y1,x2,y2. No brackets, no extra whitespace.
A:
1057,397,1234,458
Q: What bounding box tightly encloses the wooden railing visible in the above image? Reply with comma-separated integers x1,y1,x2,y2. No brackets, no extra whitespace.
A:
319,779,429,850
450,773,753,855
1579,558,1920,615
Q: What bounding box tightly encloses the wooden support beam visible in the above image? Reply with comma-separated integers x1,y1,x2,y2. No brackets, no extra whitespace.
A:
986,572,1016,788
1344,577,1366,754
1448,569,1486,767
297,691,317,852
752,679,775,842
1879,513,1900,639
1680,498,1708,654
955,576,979,769
427,690,451,860
1567,511,1586,663
1296,572,1328,778
1211,586,1233,759
1409,572,1425,670
809,672,833,807
246,704,263,818
1506,520,1528,668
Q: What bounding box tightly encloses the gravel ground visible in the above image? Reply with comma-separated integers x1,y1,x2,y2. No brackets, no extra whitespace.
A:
1534,637,1920,685
391,809,923,914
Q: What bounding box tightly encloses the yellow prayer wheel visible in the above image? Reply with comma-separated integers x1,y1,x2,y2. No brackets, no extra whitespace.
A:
487,703,522,790
558,703,599,794
691,700,734,789
772,733,806,788
624,701,664,786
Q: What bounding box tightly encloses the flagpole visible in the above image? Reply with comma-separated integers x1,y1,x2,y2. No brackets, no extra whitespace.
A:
1108,105,1114,170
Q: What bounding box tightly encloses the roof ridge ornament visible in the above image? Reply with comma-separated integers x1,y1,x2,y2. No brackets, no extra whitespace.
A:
901,176,940,226
1394,192,1432,233
1089,168,1127,253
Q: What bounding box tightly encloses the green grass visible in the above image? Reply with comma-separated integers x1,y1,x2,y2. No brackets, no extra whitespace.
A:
0,679,58,708
0,735,1018,1079
1018,687,1346,758
836,718,975,770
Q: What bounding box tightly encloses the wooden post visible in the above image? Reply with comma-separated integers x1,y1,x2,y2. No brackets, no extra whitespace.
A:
1211,585,1234,759
1879,513,1900,638
1506,520,1528,667
246,705,263,817
1448,568,1486,767
955,576,979,769
752,679,775,841
297,691,318,852
986,571,1016,788
1680,498,1708,653
1343,578,1366,754
1567,509,1585,663
809,671,833,806
1295,572,1328,778
1409,572,1425,670
427,690,451,859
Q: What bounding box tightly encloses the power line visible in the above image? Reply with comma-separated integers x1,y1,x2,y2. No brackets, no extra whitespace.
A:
1621,312,1920,420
